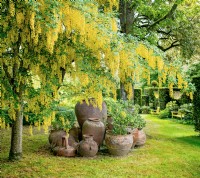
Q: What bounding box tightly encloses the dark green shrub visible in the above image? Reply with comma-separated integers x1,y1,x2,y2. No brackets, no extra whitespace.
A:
134,88,142,106
141,105,150,114
180,103,193,113
134,104,141,114
182,112,194,125
193,77,200,133
158,109,170,119
166,101,179,111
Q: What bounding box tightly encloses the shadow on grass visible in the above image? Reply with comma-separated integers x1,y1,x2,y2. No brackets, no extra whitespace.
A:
174,135,200,147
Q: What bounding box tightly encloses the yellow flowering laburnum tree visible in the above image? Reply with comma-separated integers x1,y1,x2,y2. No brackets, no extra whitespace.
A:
0,0,129,160
0,0,193,161
1,0,68,160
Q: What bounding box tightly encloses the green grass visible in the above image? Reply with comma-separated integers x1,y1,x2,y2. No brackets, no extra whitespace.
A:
0,115,200,178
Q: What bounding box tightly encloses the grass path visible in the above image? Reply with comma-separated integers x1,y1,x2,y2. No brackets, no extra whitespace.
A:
0,115,200,178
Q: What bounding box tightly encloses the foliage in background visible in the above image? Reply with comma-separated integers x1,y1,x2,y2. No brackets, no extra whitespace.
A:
120,0,200,59
192,77,200,134
134,88,142,106
140,105,151,114
51,107,76,132
158,109,171,119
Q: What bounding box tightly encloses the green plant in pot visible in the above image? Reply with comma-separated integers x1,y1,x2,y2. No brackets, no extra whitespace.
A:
104,98,133,156
127,111,146,148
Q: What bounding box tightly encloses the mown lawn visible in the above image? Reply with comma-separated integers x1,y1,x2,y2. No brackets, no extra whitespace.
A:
0,115,200,178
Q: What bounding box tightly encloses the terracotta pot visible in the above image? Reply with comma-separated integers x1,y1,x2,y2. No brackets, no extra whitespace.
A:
135,129,146,147
49,130,78,149
77,135,98,157
68,126,82,148
82,118,105,146
105,132,133,156
53,136,76,157
127,127,139,148
49,130,66,148
132,128,139,148
75,99,107,128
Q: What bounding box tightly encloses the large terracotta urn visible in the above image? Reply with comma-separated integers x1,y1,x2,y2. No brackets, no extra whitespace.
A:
82,118,105,146
75,99,107,128
135,129,146,147
105,131,133,156
77,135,98,157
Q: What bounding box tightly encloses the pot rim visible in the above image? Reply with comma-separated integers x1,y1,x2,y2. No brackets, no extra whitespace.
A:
106,130,133,137
87,118,101,122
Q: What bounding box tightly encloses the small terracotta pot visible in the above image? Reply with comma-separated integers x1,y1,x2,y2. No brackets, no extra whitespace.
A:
78,135,98,157
135,129,146,147
53,136,76,157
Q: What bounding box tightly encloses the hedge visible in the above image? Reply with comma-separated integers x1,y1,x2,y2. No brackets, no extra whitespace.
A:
193,77,200,133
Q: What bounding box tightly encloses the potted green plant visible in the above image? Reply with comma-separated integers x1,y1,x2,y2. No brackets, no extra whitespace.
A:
104,98,133,156
125,106,146,148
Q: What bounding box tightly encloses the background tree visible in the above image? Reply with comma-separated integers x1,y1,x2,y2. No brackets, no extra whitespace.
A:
119,0,200,60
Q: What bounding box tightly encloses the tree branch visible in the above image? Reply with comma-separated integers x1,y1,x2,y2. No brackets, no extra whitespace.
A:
157,29,172,35
157,40,180,52
149,3,178,29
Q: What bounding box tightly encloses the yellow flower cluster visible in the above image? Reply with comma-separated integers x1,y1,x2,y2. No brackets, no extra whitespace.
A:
157,57,164,72
0,118,6,129
124,83,133,100
16,11,24,28
43,116,51,134
189,92,193,100
169,83,174,98
177,73,183,89
9,1,15,17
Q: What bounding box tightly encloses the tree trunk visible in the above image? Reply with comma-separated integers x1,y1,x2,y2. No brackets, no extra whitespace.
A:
9,103,23,160
119,0,135,100
119,0,135,33
120,82,127,100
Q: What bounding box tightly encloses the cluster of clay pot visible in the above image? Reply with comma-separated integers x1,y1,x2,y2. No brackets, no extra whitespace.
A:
49,99,146,157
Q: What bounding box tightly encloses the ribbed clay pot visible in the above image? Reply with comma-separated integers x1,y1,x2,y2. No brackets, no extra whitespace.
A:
75,99,107,128
78,135,98,157
105,132,133,156
82,118,105,146
135,129,146,147
49,130,66,148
